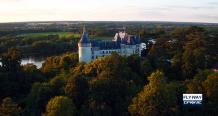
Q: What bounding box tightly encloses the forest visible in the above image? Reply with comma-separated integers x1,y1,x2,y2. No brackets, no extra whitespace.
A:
0,22,217,116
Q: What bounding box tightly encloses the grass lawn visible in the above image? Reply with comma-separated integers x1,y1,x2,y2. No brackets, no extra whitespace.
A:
17,32,81,38
17,32,113,40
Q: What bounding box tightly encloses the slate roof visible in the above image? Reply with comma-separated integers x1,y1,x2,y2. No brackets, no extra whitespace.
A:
121,35,140,45
79,26,90,43
79,27,140,49
90,40,121,50
89,36,140,50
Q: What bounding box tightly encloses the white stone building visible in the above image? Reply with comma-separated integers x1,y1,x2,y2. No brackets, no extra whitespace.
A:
78,27,141,63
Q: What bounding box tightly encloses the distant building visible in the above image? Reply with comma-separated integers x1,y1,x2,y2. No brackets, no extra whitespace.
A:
78,27,141,63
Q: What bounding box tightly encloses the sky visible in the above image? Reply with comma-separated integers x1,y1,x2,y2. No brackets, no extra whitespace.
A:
0,0,218,23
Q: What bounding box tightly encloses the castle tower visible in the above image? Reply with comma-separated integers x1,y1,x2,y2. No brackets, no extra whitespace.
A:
78,26,92,63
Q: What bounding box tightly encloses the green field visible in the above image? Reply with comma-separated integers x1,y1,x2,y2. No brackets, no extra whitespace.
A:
17,32,81,38
16,32,112,40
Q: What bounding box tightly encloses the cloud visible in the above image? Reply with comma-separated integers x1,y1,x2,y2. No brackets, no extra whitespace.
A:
167,5,217,10
207,1,218,6
0,0,21,2
0,0,217,23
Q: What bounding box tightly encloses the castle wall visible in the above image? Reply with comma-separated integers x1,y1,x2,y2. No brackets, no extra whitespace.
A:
120,44,140,56
78,43,92,63
78,29,141,62
91,49,121,60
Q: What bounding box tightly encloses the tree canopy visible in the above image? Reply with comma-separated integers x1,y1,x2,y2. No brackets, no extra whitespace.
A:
43,96,76,116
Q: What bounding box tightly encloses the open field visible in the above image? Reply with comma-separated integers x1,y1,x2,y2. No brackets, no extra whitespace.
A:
17,32,81,38
16,32,112,40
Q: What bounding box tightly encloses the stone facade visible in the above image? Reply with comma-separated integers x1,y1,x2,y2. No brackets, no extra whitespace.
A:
78,27,141,63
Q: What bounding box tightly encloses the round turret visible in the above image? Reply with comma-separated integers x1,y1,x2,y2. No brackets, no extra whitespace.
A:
78,26,92,63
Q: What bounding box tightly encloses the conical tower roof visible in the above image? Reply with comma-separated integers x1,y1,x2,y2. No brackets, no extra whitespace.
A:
79,26,90,43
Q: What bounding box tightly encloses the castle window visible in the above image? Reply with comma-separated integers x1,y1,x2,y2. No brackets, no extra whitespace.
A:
92,56,94,59
103,51,104,54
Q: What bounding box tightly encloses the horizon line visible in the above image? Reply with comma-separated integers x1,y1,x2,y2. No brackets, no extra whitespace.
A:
0,20,218,24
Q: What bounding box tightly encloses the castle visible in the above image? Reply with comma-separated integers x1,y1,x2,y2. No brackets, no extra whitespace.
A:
78,27,141,63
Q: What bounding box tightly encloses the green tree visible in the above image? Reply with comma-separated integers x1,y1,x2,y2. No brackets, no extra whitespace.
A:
43,96,76,116
170,53,183,80
81,53,143,115
21,64,45,93
80,53,142,115
70,62,85,75
127,54,141,75
82,71,132,116
81,100,112,116
49,75,66,95
154,26,165,38
182,27,207,78
170,27,189,52
84,53,142,84
25,83,55,116
0,48,21,72
128,70,179,116
64,74,89,109
202,73,218,114
41,53,78,77
0,97,22,116
148,36,171,71
140,58,154,78
0,48,29,99
185,70,212,93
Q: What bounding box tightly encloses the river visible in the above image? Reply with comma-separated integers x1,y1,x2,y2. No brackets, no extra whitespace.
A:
0,58,45,69
21,58,45,68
